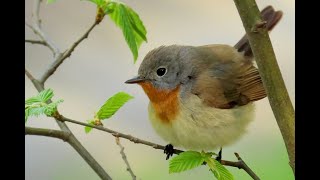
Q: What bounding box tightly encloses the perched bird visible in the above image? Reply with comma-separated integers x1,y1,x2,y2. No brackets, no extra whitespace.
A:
126,6,282,159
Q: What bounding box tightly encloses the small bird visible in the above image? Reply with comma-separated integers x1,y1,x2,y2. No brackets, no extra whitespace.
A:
126,6,282,159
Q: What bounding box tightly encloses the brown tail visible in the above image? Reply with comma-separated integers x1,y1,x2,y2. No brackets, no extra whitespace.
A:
234,6,283,57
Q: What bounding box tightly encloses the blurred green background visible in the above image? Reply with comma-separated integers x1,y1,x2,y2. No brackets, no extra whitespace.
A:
25,0,295,179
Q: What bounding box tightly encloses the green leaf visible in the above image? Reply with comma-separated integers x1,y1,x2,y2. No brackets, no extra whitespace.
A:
90,0,110,10
85,120,95,133
169,151,205,173
47,0,56,4
96,92,133,120
25,89,54,105
25,89,63,123
38,88,54,102
205,157,234,180
109,2,147,62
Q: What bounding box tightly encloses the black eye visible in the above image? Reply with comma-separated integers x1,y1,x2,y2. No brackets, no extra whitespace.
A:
156,68,167,77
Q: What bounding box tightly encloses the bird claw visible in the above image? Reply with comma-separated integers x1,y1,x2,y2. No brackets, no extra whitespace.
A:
164,144,174,160
215,147,222,163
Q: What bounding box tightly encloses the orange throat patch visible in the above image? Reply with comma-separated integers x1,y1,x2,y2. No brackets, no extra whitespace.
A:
138,82,180,124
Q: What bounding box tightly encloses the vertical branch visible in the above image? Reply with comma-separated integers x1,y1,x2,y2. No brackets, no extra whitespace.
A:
32,0,42,27
115,137,137,180
232,0,295,173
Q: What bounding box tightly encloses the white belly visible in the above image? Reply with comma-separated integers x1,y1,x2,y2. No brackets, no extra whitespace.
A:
148,94,255,151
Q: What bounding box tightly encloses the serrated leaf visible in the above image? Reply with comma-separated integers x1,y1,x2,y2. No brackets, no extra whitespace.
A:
25,89,63,123
205,157,234,180
38,88,54,102
109,2,147,62
169,151,205,173
96,92,133,120
85,121,95,133
25,97,42,105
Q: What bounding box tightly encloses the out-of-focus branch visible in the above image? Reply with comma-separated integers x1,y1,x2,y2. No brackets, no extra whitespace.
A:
39,21,99,84
115,137,137,180
25,39,47,46
27,0,60,57
32,0,42,28
232,0,295,173
25,126,71,141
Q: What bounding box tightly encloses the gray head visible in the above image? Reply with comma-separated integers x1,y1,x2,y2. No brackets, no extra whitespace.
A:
125,45,196,90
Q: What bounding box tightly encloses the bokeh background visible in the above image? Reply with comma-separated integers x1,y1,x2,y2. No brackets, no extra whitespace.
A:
25,0,295,179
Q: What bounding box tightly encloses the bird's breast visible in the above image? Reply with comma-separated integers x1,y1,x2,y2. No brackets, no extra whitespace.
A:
138,82,180,124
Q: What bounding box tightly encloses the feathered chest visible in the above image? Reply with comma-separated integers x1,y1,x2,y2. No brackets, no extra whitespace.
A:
138,82,180,123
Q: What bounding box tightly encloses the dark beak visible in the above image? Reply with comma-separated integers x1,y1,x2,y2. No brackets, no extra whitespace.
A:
125,76,146,84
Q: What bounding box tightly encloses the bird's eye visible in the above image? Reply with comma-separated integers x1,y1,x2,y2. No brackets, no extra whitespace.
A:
156,68,167,77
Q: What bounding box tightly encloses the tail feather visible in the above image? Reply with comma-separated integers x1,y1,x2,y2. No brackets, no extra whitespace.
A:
234,6,283,57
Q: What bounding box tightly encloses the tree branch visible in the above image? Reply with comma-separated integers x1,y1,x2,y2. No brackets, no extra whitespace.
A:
27,0,60,57
39,21,99,84
25,68,44,90
25,39,47,46
25,69,112,180
25,126,71,141
26,22,60,57
32,0,42,28
54,113,259,178
115,137,137,180
232,0,295,173
221,153,260,180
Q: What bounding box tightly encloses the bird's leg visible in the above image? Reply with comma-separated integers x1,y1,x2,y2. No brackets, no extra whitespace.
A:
215,147,222,163
164,144,174,160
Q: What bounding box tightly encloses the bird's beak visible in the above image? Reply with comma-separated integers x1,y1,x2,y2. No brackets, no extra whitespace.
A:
125,76,146,84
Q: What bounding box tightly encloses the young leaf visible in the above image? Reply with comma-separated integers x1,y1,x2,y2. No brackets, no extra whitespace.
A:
205,157,234,180
85,120,95,134
169,151,205,173
25,89,54,105
96,92,133,120
25,89,63,123
109,2,147,62
38,88,54,102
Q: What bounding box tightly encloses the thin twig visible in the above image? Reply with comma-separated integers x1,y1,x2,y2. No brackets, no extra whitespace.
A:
58,115,183,154
56,113,259,178
26,21,60,56
32,0,42,27
25,126,71,141
39,21,98,84
115,137,137,180
27,0,60,56
221,153,260,180
25,39,47,46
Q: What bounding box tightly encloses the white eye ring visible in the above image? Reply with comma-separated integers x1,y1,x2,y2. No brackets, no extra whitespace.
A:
156,67,167,77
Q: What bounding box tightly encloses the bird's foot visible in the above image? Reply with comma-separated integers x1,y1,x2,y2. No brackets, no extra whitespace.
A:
215,147,222,163
164,144,174,160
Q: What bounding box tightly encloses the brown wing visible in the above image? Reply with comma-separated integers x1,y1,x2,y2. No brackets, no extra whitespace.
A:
191,45,266,109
